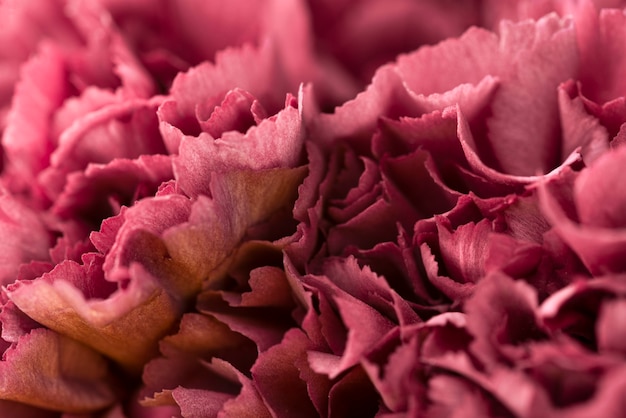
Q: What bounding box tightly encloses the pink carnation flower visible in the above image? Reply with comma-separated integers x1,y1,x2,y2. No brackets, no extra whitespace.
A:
1,0,626,417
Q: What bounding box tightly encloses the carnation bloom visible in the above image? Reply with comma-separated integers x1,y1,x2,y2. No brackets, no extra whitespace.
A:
1,0,626,417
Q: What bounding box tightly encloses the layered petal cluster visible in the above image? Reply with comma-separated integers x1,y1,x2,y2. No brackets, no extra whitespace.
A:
1,0,626,417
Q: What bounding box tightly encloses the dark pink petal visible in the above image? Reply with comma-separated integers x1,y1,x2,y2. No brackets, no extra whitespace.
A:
464,272,547,367
327,366,379,417
381,149,461,221
436,218,492,284
152,358,242,413
197,290,294,353
349,231,436,307
420,241,474,304
539,276,626,350
198,88,259,138
456,106,580,192
251,329,319,418
302,276,397,377
219,369,272,418
326,198,398,255
426,374,502,418
140,312,255,399
0,400,58,418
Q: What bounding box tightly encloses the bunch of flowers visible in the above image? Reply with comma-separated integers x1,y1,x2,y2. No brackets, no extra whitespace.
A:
1,0,626,416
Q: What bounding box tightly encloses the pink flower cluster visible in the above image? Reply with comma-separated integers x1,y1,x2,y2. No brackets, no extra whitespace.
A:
1,0,626,417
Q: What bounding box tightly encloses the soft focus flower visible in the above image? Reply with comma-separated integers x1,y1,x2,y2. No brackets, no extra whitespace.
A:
2,0,626,417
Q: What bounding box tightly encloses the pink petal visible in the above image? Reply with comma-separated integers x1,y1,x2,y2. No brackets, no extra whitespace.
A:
464,272,546,367
163,167,306,283
485,15,577,175
7,260,183,374
597,298,626,355
251,329,319,418
0,190,52,286
539,151,626,275
574,143,626,228
53,155,173,224
174,104,304,198
2,44,66,192
0,328,115,412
